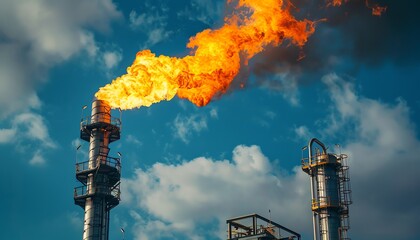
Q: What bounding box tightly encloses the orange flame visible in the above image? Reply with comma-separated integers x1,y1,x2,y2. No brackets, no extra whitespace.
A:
330,0,387,16
328,0,349,7
365,0,387,16
95,0,315,109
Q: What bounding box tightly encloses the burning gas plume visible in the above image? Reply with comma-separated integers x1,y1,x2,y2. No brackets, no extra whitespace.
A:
95,0,386,109
95,0,315,109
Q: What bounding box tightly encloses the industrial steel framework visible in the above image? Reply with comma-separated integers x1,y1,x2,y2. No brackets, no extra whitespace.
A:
301,138,352,240
226,214,301,240
74,100,122,240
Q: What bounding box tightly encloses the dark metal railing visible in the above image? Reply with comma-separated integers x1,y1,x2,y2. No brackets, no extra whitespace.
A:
74,184,120,199
80,114,121,129
76,155,121,173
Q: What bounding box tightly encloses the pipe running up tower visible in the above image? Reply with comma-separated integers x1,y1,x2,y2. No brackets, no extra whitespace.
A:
301,138,352,240
74,100,122,240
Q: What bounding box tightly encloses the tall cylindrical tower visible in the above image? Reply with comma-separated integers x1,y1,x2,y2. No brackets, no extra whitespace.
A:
301,138,352,240
74,100,122,240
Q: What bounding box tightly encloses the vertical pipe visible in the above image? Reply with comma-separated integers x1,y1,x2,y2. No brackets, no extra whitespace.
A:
303,139,351,240
83,100,111,240
227,222,232,239
253,215,257,235
308,138,327,240
310,175,318,240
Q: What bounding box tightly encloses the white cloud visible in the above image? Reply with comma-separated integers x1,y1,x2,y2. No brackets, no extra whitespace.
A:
294,125,312,141
0,0,122,118
103,50,123,69
146,28,171,46
0,45,43,119
209,108,218,119
172,114,208,143
232,145,271,173
265,110,276,120
261,72,300,106
256,110,278,128
177,0,224,26
129,210,180,240
129,11,147,28
72,138,88,160
71,138,83,149
0,128,17,143
14,112,57,149
129,7,172,48
319,73,420,239
292,74,420,239
122,73,420,240
126,134,143,147
122,145,310,240
0,111,56,165
68,211,83,229
29,150,46,166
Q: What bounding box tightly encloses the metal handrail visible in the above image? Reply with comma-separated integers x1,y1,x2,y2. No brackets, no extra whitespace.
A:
76,155,121,173
312,196,340,210
302,154,345,169
80,114,121,128
74,184,120,199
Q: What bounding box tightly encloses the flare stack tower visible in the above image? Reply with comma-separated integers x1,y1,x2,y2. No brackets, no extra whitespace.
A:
74,100,122,240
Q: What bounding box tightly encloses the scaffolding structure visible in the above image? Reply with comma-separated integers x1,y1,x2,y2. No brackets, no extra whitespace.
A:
74,100,122,240
301,138,352,240
226,214,301,240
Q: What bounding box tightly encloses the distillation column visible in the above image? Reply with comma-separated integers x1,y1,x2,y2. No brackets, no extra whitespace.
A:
74,100,122,240
301,138,352,240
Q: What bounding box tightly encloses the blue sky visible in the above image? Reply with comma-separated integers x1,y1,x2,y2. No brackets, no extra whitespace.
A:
0,0,419,239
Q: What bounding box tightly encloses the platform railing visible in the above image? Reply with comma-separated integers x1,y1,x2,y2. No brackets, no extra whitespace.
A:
74,183,120,199
76,155,121,173
80,114,121,129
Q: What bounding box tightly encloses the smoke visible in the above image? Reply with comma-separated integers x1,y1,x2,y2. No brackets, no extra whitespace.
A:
250,0,419,90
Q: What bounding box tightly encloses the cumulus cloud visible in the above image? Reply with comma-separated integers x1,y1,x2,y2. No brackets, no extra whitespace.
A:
122,73,420,240
129,210,180,240
0,0,122,118
172,113,208,143
0,111,56,165
122,145,310,240
320,73,420,239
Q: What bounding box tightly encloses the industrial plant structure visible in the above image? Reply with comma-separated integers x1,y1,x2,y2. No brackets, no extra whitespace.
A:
74,100,122,240
226,214,301,240
301,138,352,240
70,102,351,240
